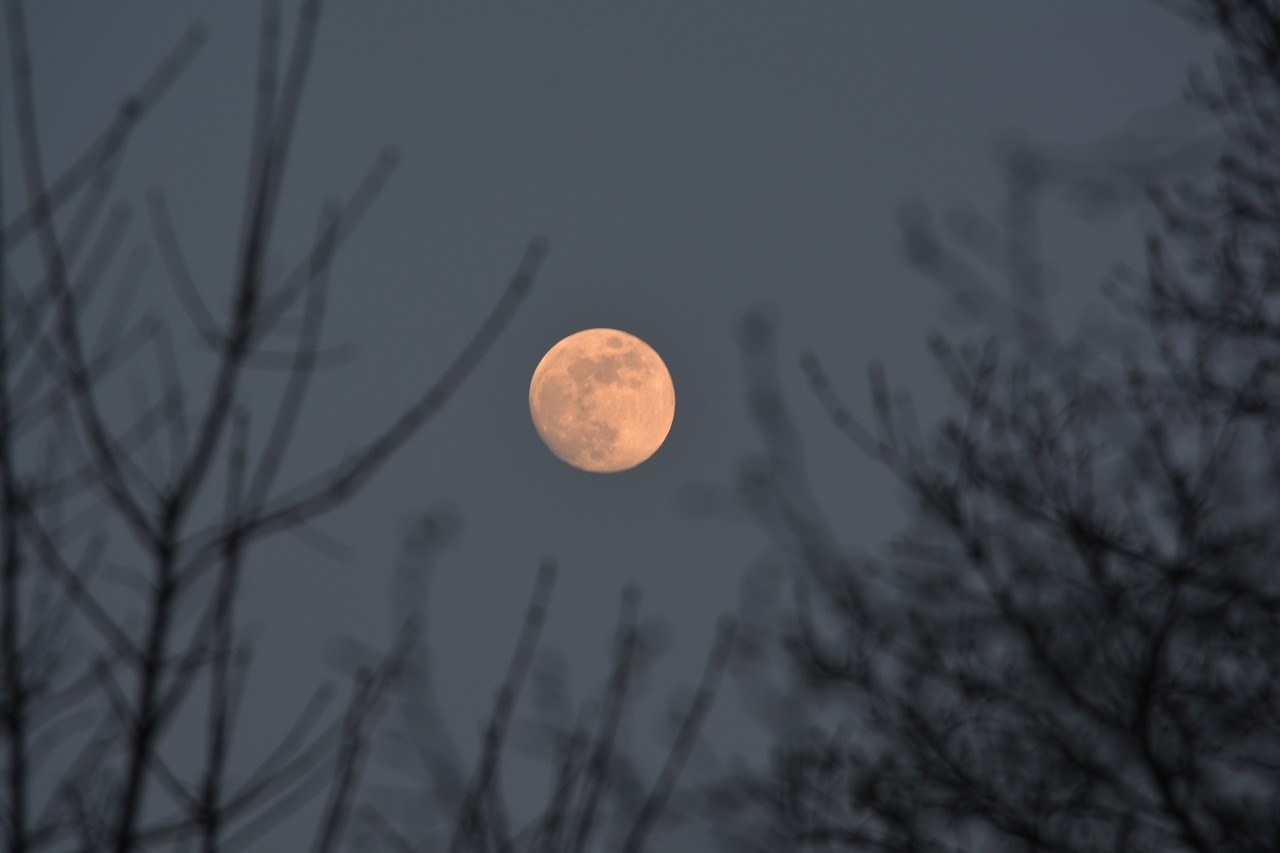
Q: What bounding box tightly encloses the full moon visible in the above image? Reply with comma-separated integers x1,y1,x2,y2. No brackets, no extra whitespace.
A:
529,328,675,473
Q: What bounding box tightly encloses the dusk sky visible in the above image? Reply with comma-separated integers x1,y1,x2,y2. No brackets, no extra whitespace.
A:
5,2,1215,848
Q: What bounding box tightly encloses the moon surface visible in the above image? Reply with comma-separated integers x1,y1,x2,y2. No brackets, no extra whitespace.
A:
529,329,675,473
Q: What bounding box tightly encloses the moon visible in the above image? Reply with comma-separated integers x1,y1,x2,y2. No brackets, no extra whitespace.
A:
529,328,675,473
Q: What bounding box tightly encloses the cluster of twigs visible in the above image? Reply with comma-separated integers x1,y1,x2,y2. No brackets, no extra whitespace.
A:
1,1,740,849
357,513,737,853
698,1,1280,851
0,0,548,850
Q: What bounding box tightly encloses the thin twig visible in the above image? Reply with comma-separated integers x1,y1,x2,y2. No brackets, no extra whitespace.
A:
247,202,337,507
313,620,420,853
450,560,557,853
146,189,222,343
177,236,547,589
621,617,736,853
6,0,157,546
196,407,250,853
0,22,207,247
569,586,640,853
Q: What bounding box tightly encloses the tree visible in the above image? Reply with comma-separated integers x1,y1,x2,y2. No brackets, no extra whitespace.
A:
1,2,735,851
0,2,735,848
0,0,541,847
706,1,1280,850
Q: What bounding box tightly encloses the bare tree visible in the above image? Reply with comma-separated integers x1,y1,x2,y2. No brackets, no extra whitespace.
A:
0,1,547,850
702,2,1280,851
1,2,740,850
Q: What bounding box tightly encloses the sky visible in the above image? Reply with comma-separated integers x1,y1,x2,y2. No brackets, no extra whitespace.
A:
5,2,1214,848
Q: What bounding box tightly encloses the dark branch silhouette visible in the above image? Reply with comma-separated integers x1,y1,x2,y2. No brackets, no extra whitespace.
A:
0,1,547,850
701,2,1280,851
0,3,743,851
360,511,738,853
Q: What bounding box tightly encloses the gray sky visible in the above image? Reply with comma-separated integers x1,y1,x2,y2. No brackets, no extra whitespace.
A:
7,1,1213,848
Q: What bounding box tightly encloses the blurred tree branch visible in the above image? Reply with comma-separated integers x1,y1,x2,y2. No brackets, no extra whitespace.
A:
361,515,737,853
705,1,1280,851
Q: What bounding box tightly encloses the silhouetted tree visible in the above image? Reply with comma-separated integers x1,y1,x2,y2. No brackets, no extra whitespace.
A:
704,2,1280,851
2,2,735,849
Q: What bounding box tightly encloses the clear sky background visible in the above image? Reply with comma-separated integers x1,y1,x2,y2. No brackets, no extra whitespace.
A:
6,2,1214,848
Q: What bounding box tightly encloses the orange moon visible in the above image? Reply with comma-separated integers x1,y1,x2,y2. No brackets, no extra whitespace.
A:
529,329,675,473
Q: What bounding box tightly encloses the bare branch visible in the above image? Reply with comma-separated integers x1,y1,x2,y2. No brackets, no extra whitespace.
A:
449,560,557,853
622,617,736,853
